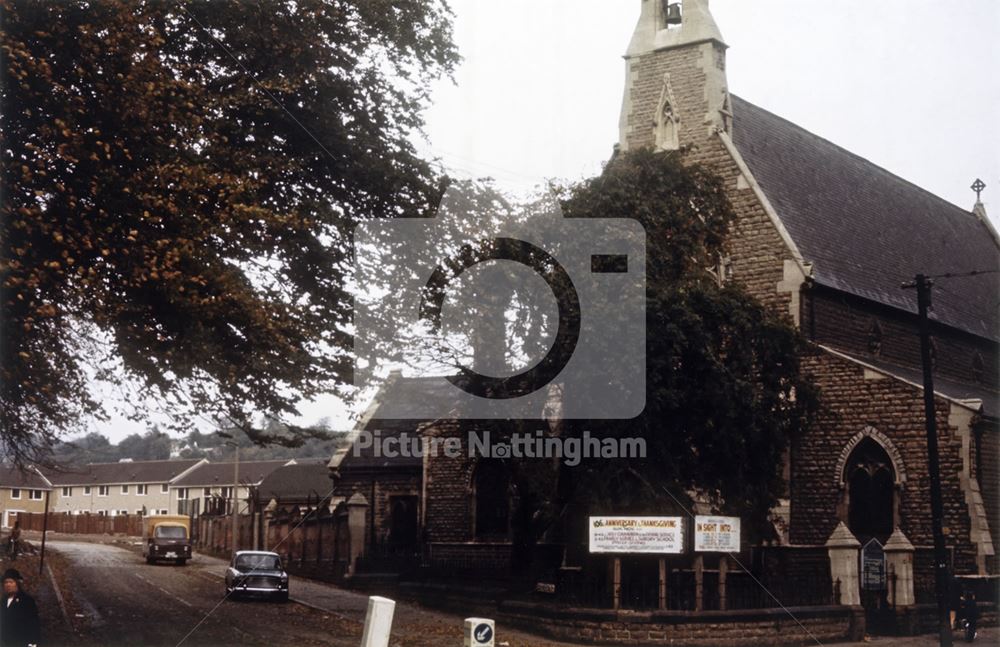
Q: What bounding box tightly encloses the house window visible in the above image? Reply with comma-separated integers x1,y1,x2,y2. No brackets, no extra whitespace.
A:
136,484,147,496
98,486,109,497
220,487,233,499
61,487,72,497
203,487,212,497
84,486,92,495
474,459,510,539
29,490,43,501
158,509,168,515
10,489,20,500
121,485,129,494
119,510,129,516
161,484,169,494
97,510,107,516
177,488,188,500
135,509,143,516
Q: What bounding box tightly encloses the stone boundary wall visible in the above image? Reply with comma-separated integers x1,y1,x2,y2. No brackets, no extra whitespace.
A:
497,601,865,646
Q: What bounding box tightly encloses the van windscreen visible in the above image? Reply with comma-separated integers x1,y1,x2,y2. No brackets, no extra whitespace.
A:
154,525,187,539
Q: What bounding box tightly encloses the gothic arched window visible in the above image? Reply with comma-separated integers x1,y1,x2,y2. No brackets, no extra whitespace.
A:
845,438,895,542
972,353,985,384
867,319,883,356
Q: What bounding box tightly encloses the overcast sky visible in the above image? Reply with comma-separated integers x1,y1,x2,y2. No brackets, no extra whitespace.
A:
91,0,999,443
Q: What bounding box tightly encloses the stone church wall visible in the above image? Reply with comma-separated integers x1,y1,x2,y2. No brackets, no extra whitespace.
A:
794,347,978,574
622,44,797,319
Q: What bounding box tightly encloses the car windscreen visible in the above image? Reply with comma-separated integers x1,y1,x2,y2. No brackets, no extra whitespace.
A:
235,554,280,571
154,525,187,539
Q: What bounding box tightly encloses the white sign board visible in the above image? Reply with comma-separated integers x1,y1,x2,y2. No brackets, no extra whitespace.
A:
694,515,740,552
588,516,684,554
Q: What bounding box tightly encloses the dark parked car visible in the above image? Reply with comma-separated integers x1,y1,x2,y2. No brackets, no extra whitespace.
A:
225,551,289,602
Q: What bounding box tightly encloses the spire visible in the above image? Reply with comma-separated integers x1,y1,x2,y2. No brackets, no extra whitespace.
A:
626,0,727,59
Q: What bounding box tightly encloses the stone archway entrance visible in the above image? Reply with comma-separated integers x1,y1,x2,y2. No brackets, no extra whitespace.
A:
841,435,899,634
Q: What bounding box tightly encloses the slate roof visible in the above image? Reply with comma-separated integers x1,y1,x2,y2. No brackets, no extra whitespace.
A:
732,95,1000,341
0,465,52,489
256,463,333,502
42,459,203,486
337,377,444,471
172,460,291,487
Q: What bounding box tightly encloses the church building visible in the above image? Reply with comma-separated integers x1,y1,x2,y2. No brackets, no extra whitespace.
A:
330,0,998,638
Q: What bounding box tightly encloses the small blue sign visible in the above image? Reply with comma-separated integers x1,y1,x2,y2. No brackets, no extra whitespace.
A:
474,623,494,644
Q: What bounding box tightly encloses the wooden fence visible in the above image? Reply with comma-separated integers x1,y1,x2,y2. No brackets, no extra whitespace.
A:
13,511,143,536
193,502,354,581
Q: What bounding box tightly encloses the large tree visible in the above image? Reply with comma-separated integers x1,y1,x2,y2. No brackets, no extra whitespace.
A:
502,149,819,566
1,0,458,461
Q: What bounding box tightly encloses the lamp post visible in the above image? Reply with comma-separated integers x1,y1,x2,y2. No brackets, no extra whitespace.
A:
225,441,240,557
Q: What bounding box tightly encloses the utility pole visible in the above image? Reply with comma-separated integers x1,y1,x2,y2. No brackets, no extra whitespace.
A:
226,441,240,558
904,274,952,647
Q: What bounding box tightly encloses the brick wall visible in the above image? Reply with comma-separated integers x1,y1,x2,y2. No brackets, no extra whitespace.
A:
979,426,1000,568
498,601,865,646
332,470,421,547
792,347,978,573
423,420,476,542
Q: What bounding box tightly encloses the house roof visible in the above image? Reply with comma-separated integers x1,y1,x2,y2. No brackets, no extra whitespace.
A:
256,463,333,502
172,460,292,487
732,96,1000,341
42,459,204,486
336,376,459,472
0,465,52,490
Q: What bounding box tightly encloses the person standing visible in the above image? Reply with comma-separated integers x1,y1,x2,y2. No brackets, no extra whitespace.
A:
0,568,40,647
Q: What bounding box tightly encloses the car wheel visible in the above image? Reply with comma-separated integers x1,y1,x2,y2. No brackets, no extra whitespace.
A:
176,558,186,566
276,591,289,603
145,556,154,565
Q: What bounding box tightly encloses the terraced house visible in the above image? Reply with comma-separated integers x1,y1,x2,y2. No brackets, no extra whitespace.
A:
0,465,53,529
43,459,205,517
170,459,293,516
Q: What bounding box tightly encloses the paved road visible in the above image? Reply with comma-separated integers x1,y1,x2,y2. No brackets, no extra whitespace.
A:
46,539,997,647
50,540,361,647
46,540,578,647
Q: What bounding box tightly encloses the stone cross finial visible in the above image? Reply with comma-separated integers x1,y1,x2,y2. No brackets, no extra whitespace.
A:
972,178,986,202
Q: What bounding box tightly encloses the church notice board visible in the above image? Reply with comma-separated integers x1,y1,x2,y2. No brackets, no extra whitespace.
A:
588,517,684,554
694,515,741,552
861,538,886,590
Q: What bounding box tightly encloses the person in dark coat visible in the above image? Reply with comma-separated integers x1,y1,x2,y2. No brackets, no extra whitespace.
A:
962,590,979,642
0,568,40,647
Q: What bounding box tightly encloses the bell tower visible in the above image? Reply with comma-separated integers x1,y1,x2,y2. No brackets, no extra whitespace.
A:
618,0,731,153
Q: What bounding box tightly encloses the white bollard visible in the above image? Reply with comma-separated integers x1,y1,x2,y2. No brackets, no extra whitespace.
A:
360,596,396,647
464,617,495,647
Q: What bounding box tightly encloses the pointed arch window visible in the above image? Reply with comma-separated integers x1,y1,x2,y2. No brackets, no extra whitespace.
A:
972,352,985,384
845,438,895,542
867,319,883,356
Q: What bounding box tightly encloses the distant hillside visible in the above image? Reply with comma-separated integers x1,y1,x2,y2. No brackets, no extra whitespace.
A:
47,424,349,467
